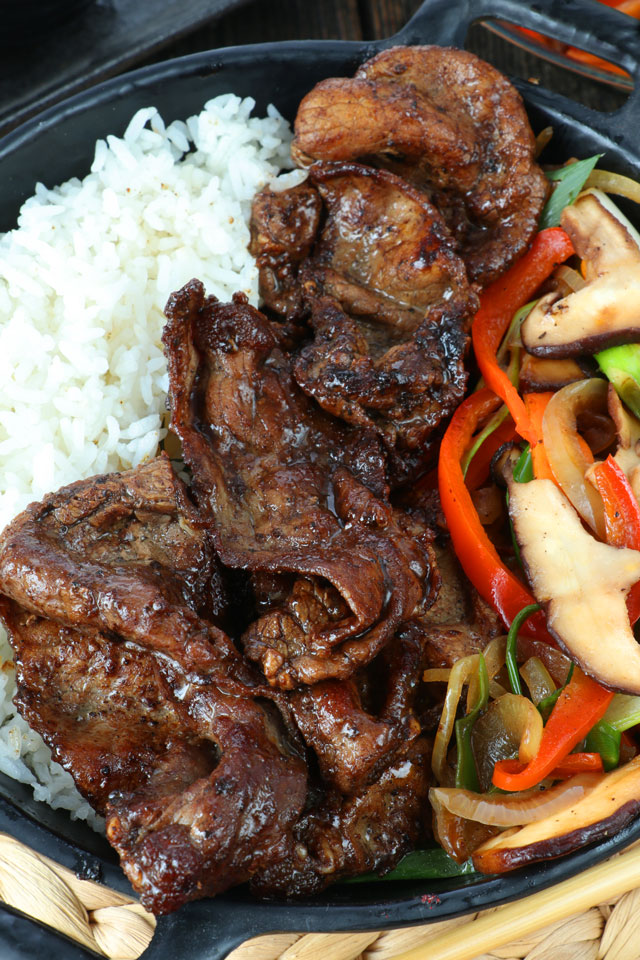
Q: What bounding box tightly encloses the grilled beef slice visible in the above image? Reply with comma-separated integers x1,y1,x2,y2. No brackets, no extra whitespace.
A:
162,280,435,689
0,456,308,913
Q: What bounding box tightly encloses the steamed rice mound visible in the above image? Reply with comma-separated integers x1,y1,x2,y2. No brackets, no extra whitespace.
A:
0,94,294,825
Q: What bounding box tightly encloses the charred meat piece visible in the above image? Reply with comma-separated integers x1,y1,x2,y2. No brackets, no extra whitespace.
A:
291,163,475,452
294,296,469,475
255,163,478,457
0,455,243,681
287,626,424,795
304,162,475,329
1,599,307,915
249,179,322,320
163,280,434,689
417,541,503,670
251,734,432,898
292,46,548,285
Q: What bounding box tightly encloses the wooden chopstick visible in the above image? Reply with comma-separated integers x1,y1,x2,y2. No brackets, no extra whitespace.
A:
390,844,640,960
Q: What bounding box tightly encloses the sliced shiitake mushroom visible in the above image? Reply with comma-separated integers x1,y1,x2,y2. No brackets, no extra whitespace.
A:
507,474,640,694
519,353,589,394
472,755,640,873
521,190,640,357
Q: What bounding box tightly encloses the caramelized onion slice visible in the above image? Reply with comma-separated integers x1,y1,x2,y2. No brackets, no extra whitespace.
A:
520,657,555,706
431,774,599,827
471,694,543,791
517,636,572,687
431,654,481,784
542,378,608,539
585,171,640,217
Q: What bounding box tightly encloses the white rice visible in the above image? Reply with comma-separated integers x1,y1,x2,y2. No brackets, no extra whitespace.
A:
0,94,299,826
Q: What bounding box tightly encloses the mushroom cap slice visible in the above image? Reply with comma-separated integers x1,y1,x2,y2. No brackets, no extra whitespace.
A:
472,754,640,873
521,275,640,357
521,190,640,357
518,353,588,394
507,475,640,694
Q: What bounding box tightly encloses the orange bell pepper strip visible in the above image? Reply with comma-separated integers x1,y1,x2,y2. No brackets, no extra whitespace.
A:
492,670,614,791
590,454,640,622
522,392,555,481
438,387,553,643
472,228,575,446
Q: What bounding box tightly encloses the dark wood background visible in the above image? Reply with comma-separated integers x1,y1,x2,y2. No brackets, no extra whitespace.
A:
0,0,629,139
151,0,626,112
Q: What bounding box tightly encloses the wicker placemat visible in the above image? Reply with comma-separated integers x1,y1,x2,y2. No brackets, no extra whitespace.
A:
4,833,640,960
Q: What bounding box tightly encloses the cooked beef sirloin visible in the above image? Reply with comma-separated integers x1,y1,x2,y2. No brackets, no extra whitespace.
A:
0,457,309,914
249,179,322,320
162,280,435,689
291,45,547,285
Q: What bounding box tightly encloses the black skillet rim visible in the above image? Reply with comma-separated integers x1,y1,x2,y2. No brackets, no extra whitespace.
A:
2,1,640,957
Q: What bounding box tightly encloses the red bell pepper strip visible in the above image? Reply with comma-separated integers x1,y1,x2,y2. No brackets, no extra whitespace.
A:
464,415,518,492
472,228,575,446
492,670,614,791
492,752,604,781
590,454,640,622
438,387,553,642
550,753,605,778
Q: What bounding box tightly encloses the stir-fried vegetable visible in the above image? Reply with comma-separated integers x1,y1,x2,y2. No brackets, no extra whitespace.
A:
597,343,640,419
538,155,602,230
427,149,640,879
471,229,575,445
455,655,489,790
492,669,612,791
506,603,540,696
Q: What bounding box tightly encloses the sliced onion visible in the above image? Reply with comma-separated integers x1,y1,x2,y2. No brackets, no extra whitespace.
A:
604,693,640,732
585,170,640,212
542,378,608,539
554,264,586,293
471,694,543,791
517,636,572,686
431,654,481,784
430,773,600,827
520,657,556,706
489,680,509,700
483,636,507,680
501,693,543,763
423,669,451,684
467,635,507,710
535,126,553,158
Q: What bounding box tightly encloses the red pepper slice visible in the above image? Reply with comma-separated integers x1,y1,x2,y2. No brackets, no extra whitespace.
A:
438,387,553,642
472,228,575,445
464,415,517,492
492,670,614,791
590,454,640,622
493,752,604,781
550,753,605,778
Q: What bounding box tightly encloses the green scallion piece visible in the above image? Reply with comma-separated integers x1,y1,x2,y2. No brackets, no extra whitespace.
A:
506,602,541,697
596,343,640,421
454,654,489,791
344,849,476,883
585,719,621,772
538,155,603,230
